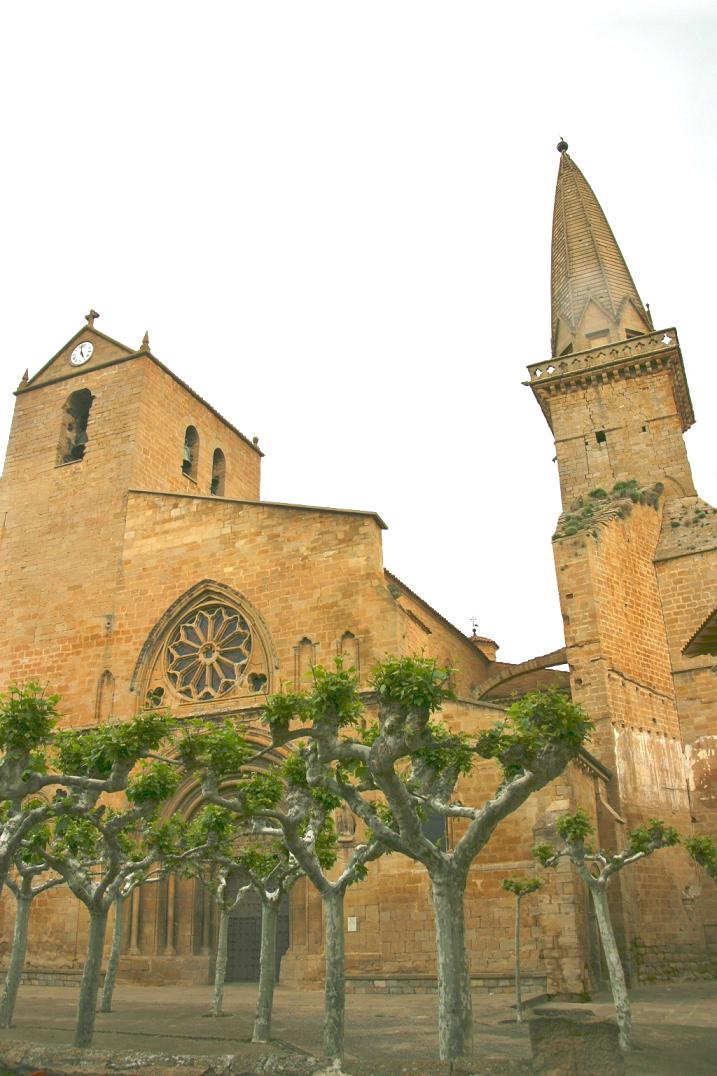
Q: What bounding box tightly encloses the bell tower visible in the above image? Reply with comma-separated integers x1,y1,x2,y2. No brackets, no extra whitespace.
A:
528,141,695,505
526,143,708,985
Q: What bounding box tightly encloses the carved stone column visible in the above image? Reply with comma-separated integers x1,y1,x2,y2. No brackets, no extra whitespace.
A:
165,874,177,955
201,886,211,955
129,887,141,955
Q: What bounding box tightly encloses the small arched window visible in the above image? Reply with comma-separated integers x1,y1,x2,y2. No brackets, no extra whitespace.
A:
182,426,199,480
58,388,93,465
210,448,226,496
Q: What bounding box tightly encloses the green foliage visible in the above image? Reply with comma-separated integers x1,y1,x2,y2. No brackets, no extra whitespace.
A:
371,655,454,714
177,721,253,777
0,683,60,754
502,875,543,897
261,690,311,741
309,660,363,727
147,815,188,860
414,721,473,776
476,690,591,781
52,816,101,860
313,816,338,871
554,480,664,540
236,770,284,813
628,818,679,856
532,842,557,868
125,761,181,806
236,841,283,878
54,711,174,780
556,808,594,844
282,750,342,811
685,835,717,880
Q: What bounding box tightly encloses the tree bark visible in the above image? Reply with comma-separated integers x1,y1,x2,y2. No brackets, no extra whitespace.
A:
591,884,632,1051
252,898,279,1042
322,888,346,1064
430,872,473,1061
212,906,230,1016
0,887,32,1028
514,894,523,1023
74,907,109,1048
101,895,124,1013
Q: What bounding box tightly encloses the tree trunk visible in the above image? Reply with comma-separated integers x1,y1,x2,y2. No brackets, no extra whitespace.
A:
514,894,523,1023
591,884,632,1051
430,872,473,1061
101,894,125,1013
74,907,109,1048
0,887,32,1028
252,898,279,1042
212,906,230,1016
323,888,346,1064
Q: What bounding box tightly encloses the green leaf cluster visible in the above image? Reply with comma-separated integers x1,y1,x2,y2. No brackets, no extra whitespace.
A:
502,875,543,896
414,721,473,776
125,761,181,806
685,835,717,880
532,842,557,868
628,818,679,855
556,808,593,844
54,711,173,779
0,683,59,753
371,655,454,714
476,690,591,781
177,721,253,777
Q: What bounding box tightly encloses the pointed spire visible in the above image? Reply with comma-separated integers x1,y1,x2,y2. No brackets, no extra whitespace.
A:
551,143,651,357
140,331,150,352
18,369,28,390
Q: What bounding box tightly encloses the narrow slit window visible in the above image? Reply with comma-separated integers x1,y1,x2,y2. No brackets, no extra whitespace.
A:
182,426,199,480
210,448,226,496
58,388,93,464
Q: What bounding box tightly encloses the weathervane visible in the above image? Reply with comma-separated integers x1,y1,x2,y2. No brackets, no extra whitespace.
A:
470,616,479,636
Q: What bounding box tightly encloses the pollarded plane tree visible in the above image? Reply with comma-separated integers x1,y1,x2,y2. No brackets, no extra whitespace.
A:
179,803,304,1038
0,812,64,1028
174,804,254,1019
501,876,543,1025
177,718,385,1065
100,819,190,1015
685,834,717,883
39,756,181,1049
534,810,679,1052
260,658,592,1064
0,684,175,899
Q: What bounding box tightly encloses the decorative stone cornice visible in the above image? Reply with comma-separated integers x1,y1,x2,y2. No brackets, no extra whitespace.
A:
524,327,694,434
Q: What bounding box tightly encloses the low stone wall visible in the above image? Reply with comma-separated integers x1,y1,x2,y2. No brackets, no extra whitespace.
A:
345,972,547,995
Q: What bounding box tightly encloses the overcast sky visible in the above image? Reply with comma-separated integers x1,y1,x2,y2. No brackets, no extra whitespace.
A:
1,2,715,663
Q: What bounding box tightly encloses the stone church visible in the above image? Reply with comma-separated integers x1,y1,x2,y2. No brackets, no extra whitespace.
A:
0,145,715,995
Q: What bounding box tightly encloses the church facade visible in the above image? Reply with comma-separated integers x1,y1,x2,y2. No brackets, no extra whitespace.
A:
0,146,714,994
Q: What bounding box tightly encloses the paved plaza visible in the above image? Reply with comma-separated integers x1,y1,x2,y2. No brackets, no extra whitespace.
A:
0,979,715,1073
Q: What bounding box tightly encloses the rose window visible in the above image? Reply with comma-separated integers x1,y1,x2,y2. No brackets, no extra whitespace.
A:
166,605,252,700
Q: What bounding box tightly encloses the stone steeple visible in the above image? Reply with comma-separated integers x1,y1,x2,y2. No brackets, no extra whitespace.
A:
551,142,652,357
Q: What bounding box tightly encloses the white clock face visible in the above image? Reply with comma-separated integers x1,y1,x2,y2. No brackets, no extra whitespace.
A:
70,341,94,367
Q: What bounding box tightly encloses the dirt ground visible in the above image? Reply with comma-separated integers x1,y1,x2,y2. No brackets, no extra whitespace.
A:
0,979,715,1074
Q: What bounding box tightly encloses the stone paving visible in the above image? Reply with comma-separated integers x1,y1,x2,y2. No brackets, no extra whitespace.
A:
0,979,715,1074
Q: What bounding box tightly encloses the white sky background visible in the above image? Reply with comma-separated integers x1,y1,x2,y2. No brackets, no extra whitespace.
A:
0,2,715,664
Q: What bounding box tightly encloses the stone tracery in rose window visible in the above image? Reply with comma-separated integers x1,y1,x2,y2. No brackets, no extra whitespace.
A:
165,604,253,701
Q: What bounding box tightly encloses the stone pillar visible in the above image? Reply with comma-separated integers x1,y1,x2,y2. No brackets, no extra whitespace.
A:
129,887,141,955
165,874,176,955
201,886,211,955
